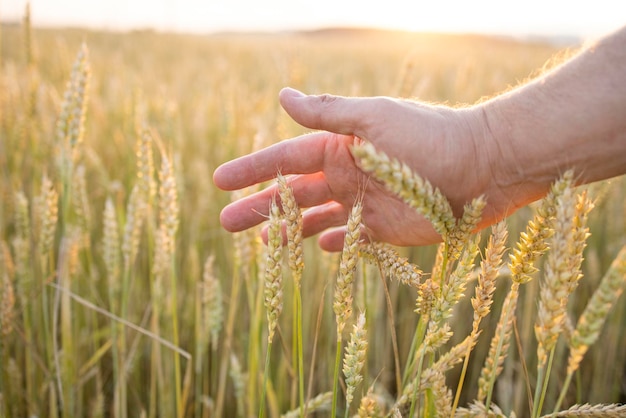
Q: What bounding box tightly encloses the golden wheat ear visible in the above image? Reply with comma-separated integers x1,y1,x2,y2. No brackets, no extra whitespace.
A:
199,255,223,352
276,173,304,284
281,392,333,418
359,242,423,288
350,141,455,238
334,199,363,337
0,271,15,339
343,311,368,409
264,197,283,344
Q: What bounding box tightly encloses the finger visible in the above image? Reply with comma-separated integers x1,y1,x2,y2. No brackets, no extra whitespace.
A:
219,172,334,232
279,87,377,137
260,202,370,252
258,201,349,248
213,131,352,191
300,201,349,237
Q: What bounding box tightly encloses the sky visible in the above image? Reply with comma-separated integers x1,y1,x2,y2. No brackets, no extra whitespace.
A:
3,0,625,41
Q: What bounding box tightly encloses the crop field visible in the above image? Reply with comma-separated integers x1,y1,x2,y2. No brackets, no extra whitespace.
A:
1,8,625,418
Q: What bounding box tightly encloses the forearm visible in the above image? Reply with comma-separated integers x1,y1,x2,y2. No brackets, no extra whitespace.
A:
481,26,626,207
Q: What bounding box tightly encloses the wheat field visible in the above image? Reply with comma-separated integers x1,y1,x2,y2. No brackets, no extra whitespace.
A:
1,7,625,418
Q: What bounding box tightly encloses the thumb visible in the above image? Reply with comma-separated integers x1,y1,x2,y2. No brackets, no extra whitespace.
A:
279,87,373,137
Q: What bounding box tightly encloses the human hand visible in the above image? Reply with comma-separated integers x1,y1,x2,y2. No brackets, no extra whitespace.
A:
213,87,511,251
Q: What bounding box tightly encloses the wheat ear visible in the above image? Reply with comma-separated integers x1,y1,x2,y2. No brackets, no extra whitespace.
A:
479,177,568,406
456,400,509,417
36,175,59,258
280,392,332,418
136,128,157,205
334,199,363,336
332,198,363,417
567,245,626,373
356,389,383,417
359,242,423,288
0,272,15,338
534,172,593,417
276,173,304,284
260,197,284,415
56,43,90,169
122,185,145,271
200,255,224,352
351,142,455,238
452,221,508,415
343,312,368,412
103,198,121,304
430,235,480,326
471,221,508,332
448,195,487,260
546,403,626,417
276,173,306,413
477,283,518,402
264,197,283,344
534,174,577,365
552,245,626,411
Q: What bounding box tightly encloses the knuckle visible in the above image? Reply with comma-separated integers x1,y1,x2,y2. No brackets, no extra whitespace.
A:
316,93,338,106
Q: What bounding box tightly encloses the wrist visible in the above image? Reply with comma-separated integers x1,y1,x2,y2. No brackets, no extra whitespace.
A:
463,100,545,217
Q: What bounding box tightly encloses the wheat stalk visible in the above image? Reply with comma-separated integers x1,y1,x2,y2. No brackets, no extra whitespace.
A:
534,172,593,418
397,333,479,410
332,198,363,416
11,235,30,288
534,175,577,365
156,152,182,417
479,177,568,407
260,197,283,418
452,221,508,415
276,173,306,412
477,283,518,403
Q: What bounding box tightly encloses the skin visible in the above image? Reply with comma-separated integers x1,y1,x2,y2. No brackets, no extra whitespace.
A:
213,26,626,252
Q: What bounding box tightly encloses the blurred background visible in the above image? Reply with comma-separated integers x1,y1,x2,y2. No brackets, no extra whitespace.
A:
3,0,625,40
1,2,625,417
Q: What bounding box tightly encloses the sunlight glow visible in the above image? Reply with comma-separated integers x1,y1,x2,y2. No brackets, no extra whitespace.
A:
3,0,624,40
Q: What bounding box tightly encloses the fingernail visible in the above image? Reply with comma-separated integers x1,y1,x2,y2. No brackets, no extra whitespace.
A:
280,87,305,98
